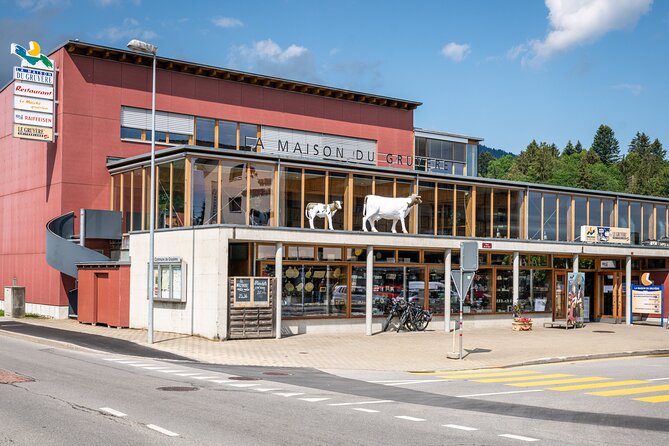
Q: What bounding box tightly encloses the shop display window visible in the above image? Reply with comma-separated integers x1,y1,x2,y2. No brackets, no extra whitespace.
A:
423,251,445,264
578,257,596,270
287,246,315,261
398,251,419,263
495,269,513,312
518,269,551,313
462,269,492,314
374,249,396,263
318,247,342,261
304,170,326,229
346,247,367,262
520,255,548,267
553,257,572,269
256,244,275,260
192,158,219,226
491,254,512,266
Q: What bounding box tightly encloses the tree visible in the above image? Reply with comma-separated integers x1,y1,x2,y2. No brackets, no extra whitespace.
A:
507,140,558,183
562,140,576,156
486,155,515,179
621,133,666,196
577,149,599,189
478,151,495,177
574,140,583,153
591,124,620,165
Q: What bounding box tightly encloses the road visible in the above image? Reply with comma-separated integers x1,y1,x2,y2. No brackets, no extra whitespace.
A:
0,333,668,445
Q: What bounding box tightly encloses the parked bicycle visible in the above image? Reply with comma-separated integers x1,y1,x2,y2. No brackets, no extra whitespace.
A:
382,298,432,332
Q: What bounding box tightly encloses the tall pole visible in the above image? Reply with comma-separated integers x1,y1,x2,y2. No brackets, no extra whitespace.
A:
147,52,156,344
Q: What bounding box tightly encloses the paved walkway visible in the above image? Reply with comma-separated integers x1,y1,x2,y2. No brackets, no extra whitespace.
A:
1,317,668,371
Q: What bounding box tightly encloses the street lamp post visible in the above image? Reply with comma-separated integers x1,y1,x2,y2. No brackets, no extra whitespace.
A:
127,39,158,344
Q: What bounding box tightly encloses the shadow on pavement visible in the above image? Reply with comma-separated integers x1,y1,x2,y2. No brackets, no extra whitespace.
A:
0,320,188,361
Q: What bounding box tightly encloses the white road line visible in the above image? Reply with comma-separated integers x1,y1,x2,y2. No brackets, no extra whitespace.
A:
194,376,220,380
648,377,669,381
498,434,539,442
114,361,143,364
129,364,154,367
254,388,281,392
209,380,230,384
141,367,172,371
442,424,478,431
298,397,331,402
456,389,544,398
158,370,188,374
175,373,202,377
273,392,305,397
227,383,261,388
146,424,179,437
99,407,127,417
353,408,379,413
369,379,445,385
329,400,393,406
395,416,425,422
103,358,125,362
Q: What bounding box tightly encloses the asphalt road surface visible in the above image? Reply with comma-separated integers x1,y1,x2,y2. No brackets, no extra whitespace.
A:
1,333,668,445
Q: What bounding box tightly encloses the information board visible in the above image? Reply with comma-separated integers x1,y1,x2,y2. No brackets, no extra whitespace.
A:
231,277,273,307
253,278,270,304
235,278,252,304
632,285,662,314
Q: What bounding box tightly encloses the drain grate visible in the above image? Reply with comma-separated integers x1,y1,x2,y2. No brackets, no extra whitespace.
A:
263,371,291,376
228,376,261,381
0,369,33,384
157,386,199,392
592,330,615,333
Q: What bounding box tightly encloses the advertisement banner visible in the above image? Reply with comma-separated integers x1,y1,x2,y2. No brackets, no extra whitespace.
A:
14,95,53,113
567,272,585,327
581,226,630,244
13,66,54,85
13,124,53,141
13,110,53,128
13,81,54,100
631,285,662,314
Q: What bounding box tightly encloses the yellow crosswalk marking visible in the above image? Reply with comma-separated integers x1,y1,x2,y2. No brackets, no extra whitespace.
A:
633,394,669,403
473,374,574,383
589,384,669,397
546,380,648,391
411,369,504,375
436,371,540,379
509,377,610,387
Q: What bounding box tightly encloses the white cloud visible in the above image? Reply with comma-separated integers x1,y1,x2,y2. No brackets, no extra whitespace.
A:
212,16,243,28
440,42,470,62
239,39,307,63
15,0,70,11
329,47,340,56
96,18,157,43
514,0,652,65
612,83,643,95
228,39,317,82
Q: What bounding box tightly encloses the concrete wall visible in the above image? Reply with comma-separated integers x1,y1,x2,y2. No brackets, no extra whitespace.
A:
128,227,231,339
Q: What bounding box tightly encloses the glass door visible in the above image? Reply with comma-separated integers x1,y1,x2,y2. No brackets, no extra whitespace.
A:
600,272,624,323
554,272,566,321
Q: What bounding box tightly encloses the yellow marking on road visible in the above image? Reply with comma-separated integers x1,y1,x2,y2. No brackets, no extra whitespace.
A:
473,374,574,383
411,369,504,375
436,371,540,379
509,377,611,387
633,394,669,403
546,380,648,391
589,384,669,397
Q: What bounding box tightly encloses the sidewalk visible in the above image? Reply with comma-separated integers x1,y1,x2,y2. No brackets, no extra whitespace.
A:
1,316,667,371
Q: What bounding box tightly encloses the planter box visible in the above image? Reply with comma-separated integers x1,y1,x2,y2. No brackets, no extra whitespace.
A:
512,320,533,331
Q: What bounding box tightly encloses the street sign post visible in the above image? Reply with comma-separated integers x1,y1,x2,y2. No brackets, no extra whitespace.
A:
448,242,479,360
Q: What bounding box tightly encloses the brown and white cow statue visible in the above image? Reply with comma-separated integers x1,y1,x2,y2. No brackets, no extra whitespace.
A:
305,201,343,230
362,194,422,233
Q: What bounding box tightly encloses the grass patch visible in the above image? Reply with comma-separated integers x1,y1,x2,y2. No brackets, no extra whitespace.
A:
0,309,4,317
24,313,49,319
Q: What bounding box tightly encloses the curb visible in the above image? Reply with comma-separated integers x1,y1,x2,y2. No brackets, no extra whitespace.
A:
0,327,103,355
503,349,669,368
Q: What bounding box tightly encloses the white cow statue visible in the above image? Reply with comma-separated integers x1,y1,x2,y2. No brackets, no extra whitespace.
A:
305,201,342,230
362,194,422,233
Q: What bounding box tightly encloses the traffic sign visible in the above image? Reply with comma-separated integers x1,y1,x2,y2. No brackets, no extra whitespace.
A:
450,269,475,299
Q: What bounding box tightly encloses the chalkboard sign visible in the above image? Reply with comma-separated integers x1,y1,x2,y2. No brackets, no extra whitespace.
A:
235,278,251,304
253,278,269,304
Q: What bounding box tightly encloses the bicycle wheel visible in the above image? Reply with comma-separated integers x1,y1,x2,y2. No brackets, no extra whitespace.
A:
382,312,394,332
414,311,430,331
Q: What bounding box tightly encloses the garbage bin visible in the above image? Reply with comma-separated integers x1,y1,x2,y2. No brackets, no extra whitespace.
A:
3,286,26,318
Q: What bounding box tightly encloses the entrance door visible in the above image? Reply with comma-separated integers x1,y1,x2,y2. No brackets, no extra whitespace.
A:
600,272,624,323
554,272,567,321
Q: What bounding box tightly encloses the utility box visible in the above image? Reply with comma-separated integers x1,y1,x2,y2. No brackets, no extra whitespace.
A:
3,286,26,318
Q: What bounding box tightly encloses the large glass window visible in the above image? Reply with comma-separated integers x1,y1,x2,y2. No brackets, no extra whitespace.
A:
602,199,614,227
121,172,131,233
249,163,274,226
157,164,171,228
418,182,436,234
455,185,472,236
518,269,552,313
618,200,629,228
475,187,492,238
239,123,258,151
219,121,237,150
121,127,142,140
195,118,215,148
354,176,373,231
221,161,247,225
131,169,142,231
277,264,349,317
453,143,466,162
509,191,523,239
171,160,186,227
574,196,587,240
395,180,414,233
462,269,492,314
527,192,542,240
543,194,557,240
642,203,654,241
192,159,219,226
374,176,395,232
656,205,667,240
329,173,347,231
492,189,508,238
630,202,641,244
589,198,601,226
496,269,514,312
303,170,326,229
280,167,302,228
437,183,454,236
558,195,571,241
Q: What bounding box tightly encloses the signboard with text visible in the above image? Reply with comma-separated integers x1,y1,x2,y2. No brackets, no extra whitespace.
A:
631,285,662,314
580,226,630,244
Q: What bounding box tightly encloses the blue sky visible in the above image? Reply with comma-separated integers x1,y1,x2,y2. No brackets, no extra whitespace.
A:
3,0,668,154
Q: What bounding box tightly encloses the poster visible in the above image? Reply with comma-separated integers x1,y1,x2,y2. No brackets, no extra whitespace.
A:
631,285,662,314
567,272,585,327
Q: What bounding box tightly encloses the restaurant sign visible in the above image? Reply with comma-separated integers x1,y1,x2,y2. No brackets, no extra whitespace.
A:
13,124,53,141
580,226,630,244
260,126,377,166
